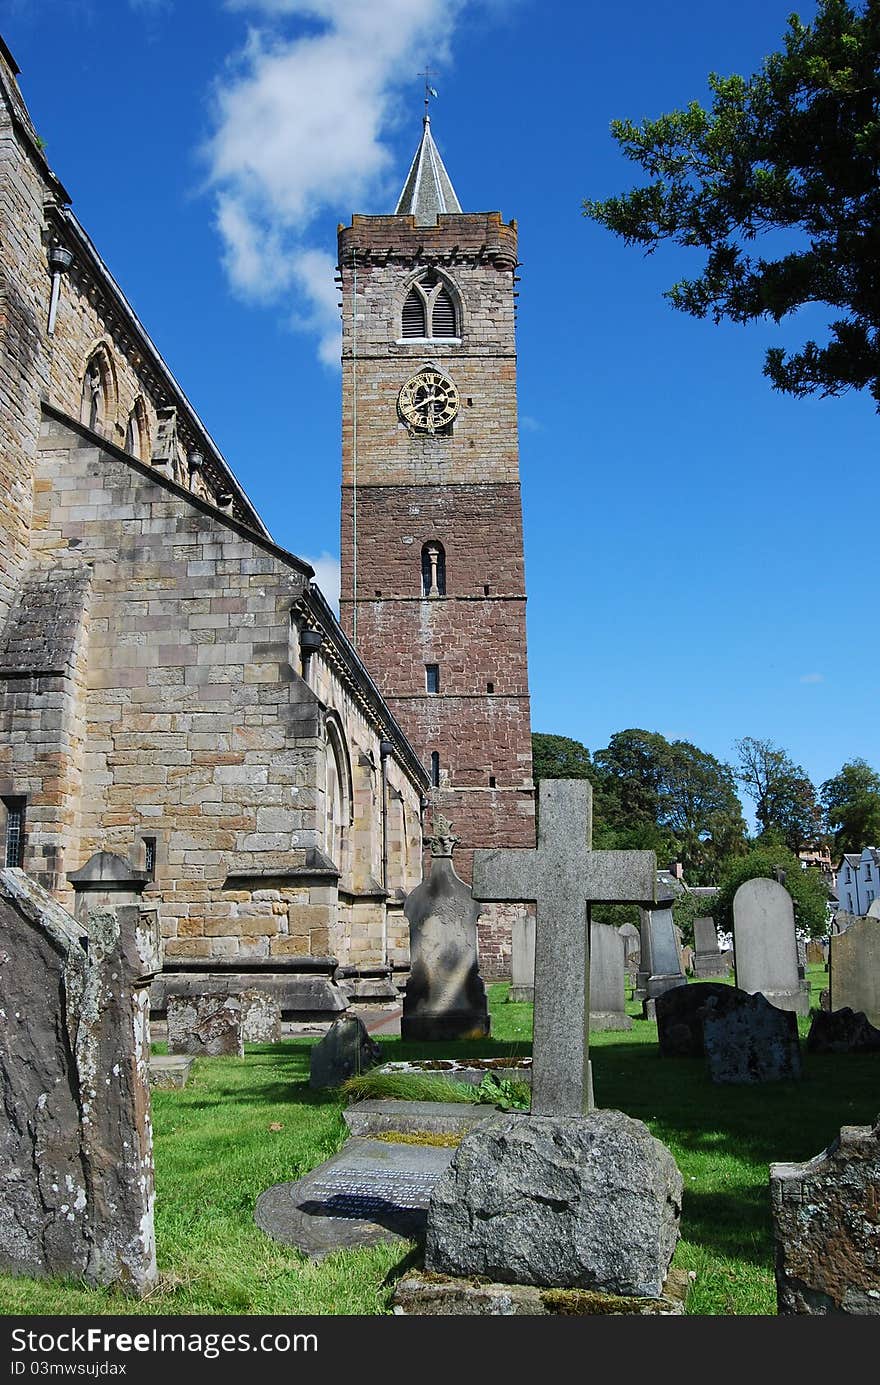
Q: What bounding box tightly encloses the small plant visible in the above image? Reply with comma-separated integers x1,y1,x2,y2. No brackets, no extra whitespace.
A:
474,1073,531,1110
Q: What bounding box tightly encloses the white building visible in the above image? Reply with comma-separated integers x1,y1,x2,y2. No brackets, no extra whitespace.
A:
836,847,880,916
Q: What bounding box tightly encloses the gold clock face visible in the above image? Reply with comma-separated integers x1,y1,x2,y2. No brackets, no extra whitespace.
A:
398,369,459,434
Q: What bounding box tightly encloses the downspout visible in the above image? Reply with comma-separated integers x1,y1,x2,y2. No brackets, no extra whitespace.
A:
379,738,393,966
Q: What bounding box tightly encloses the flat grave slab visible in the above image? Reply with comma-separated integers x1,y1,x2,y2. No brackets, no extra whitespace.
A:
255,1136,456,1259
148,1055,194,1089
343,1099,496,1137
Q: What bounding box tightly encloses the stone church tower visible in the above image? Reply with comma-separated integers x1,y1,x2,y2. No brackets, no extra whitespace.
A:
338,114,535,974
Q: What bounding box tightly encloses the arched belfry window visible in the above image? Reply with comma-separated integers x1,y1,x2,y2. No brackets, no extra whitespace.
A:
400,271,459,340
422,541,446,597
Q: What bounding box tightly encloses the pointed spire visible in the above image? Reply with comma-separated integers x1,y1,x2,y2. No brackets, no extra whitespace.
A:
394,116,462,225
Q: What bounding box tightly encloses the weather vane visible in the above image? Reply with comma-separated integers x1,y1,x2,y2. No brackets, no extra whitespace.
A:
419,65,438,119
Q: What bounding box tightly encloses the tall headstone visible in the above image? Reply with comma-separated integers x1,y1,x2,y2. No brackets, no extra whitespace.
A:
639,903,687,1008
401,816,489,1041
830,916,880,1028
472,778,656,1115
589,922,632,1030
0,870,158,1293
733,877,810,1016
618,921,640,972
509,910,536,1004
693,916,728,979
423,781,683,1304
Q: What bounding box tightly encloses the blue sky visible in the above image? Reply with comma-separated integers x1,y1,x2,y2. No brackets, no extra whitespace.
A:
5,0,877,811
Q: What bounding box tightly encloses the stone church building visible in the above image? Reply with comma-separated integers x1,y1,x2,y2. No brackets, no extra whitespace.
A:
0,36,534,1007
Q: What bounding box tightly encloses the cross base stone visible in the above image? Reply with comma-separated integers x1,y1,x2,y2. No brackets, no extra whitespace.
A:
391,1267,692,1316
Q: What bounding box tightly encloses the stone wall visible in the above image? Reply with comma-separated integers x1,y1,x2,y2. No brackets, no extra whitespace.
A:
0,411,425,969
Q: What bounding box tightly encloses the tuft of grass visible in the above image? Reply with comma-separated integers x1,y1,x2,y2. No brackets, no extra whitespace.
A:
341,1070,481,1105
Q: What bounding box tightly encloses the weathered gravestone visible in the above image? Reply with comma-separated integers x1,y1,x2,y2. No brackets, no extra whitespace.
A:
166,991,244,1057
638,903,687,1013
655,981,735,1058
693,916,729,979
771,1117,880,1314
806,1006,880,1054
309,1013,382,1089
239,988,282,1043
830,915,880,1029
702,989,802,1084
412,780,684,1309
618,921,640,974
401,816,489,1041
589,921,632,1030
0,870,158,1293
509,909,536,1004
733,877,810,1016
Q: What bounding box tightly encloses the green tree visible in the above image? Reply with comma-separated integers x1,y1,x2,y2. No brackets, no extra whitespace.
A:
714,839,831,939
531,732,596,785
735,736,823,850
594,728,745,879
583,0,880,408
820,758,880,852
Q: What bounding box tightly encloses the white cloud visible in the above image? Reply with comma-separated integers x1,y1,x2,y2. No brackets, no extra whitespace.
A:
205,0,478,364
799,672,825,684
303,550,341,612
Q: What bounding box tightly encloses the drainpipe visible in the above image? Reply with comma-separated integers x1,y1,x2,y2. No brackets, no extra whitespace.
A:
47,245,73,335
379,737,393,966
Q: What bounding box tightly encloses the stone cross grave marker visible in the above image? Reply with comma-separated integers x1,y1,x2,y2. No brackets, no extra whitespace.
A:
472,779,656,1115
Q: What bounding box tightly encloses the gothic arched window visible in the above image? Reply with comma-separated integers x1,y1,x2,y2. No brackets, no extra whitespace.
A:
421,541,446,597
124,397,150,461
402,288,427,338
400,272,459,339
80,345,116,438
432,285,456,337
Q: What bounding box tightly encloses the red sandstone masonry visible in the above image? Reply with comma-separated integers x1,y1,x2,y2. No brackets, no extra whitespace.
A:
338,208,535,976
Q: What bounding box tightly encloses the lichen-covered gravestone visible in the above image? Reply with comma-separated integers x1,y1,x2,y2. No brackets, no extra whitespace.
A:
771,1117,880,1313
401,816,489,1041
240,989,282,1043
0,870,158,1293
166,991,244,1056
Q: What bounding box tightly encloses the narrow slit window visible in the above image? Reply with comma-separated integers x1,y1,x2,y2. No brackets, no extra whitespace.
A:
489,775,497,788
143,837,157,877
487,681,494,693
4,798,25,868
430,752,440,788
421,542,446,597
426,664,440,694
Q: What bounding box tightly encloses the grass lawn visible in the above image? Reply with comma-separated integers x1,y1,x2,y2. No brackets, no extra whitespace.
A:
1,964,876,1316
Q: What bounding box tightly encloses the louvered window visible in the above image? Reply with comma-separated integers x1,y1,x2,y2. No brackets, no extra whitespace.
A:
432,286,456,337
402,288,427,338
